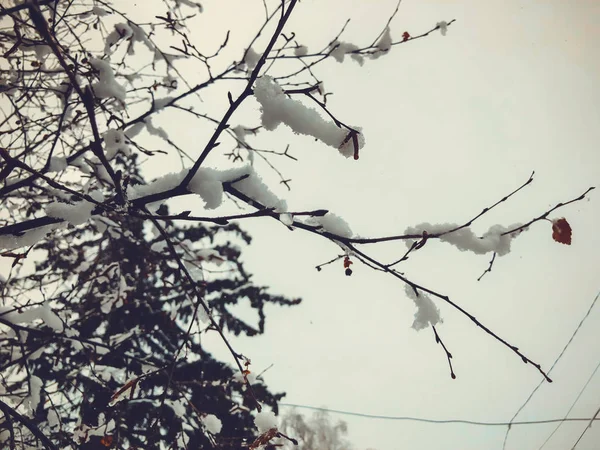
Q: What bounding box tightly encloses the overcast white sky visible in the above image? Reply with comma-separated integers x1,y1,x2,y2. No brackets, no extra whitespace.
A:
3,0,600,449
200,1,600,449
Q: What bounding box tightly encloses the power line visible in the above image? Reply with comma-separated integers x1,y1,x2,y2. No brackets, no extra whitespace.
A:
279,403,600,427
538,357,600,449
502,289,600,449
569,404,600,450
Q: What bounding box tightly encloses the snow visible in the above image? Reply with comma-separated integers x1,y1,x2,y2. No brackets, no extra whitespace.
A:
129,23,154,55
128,171,184,199
437,21,448,36
196,248,225,265
202,414,223,434
254,410,278,433
129,165,286,212
404,223,525,256
154,96,174,110
166,398,187,418
41,303,64,331
243,47,260,72
93,365,127,383
48,156,67,172
0,303,64,331
175,0,204,10
144,117,169,141
89,58,126,102
294,45,308,56
103,128,130,159
47,408,60,428
45,199,96,226
329,40,364,65
279,213,294,226
233,170,287,211
104,23,134,55
27,375,43,413
176,431,191,448
233,370,258,384
233,125,252,144
0,223,63,251
376,27,392,51
318,213,353,238
254,76,366,158
74,414,116,443
404,285,442,331
33,45,51,68
125,122,145,139
92,6,108,16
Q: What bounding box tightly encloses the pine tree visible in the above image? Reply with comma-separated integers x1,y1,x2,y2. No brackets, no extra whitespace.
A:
2,152,300,448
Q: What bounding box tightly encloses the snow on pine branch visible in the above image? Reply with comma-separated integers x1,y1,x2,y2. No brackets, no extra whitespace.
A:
253,76,365,158
404,223,526,256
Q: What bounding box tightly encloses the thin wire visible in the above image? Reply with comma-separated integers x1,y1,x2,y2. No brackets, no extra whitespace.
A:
279,403,600,427
538,357,600,449
502,289,600,449
569,404,600,450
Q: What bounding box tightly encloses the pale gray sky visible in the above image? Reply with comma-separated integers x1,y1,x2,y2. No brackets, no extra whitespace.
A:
2,1,599,449
201,1,600,449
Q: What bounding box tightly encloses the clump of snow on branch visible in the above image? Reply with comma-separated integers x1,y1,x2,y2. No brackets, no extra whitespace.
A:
294,45,308,56
48,156,67,172
328,40,364,65
404,223,525,256
154,96,174,111
202,414,223,434
129,23,155,55
128,165,286,212
0,303,64,332
232,125,253,145
103,129,130,159
174,0,204,11
376,27,392,51
47,408,59,428
318,213,352,238
26,375,43,414
437,21,448,36
89,58,126,102
144,117,169,141
404,285,442,331
243,47,261,72
232,370,259,385
279,213,294,226
255,410,278,433
0,223,63,251
232,169,287,211
73,414,115,444
104,23,133,54
45,199,96,226
254,76,365,158
91,6,108,17
165,398,187,418
187,168,226,209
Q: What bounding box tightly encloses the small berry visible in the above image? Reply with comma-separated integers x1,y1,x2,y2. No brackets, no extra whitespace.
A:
345,268,352,276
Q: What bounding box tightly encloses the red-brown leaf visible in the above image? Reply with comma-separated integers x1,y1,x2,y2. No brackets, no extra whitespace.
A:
552,218,572,245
